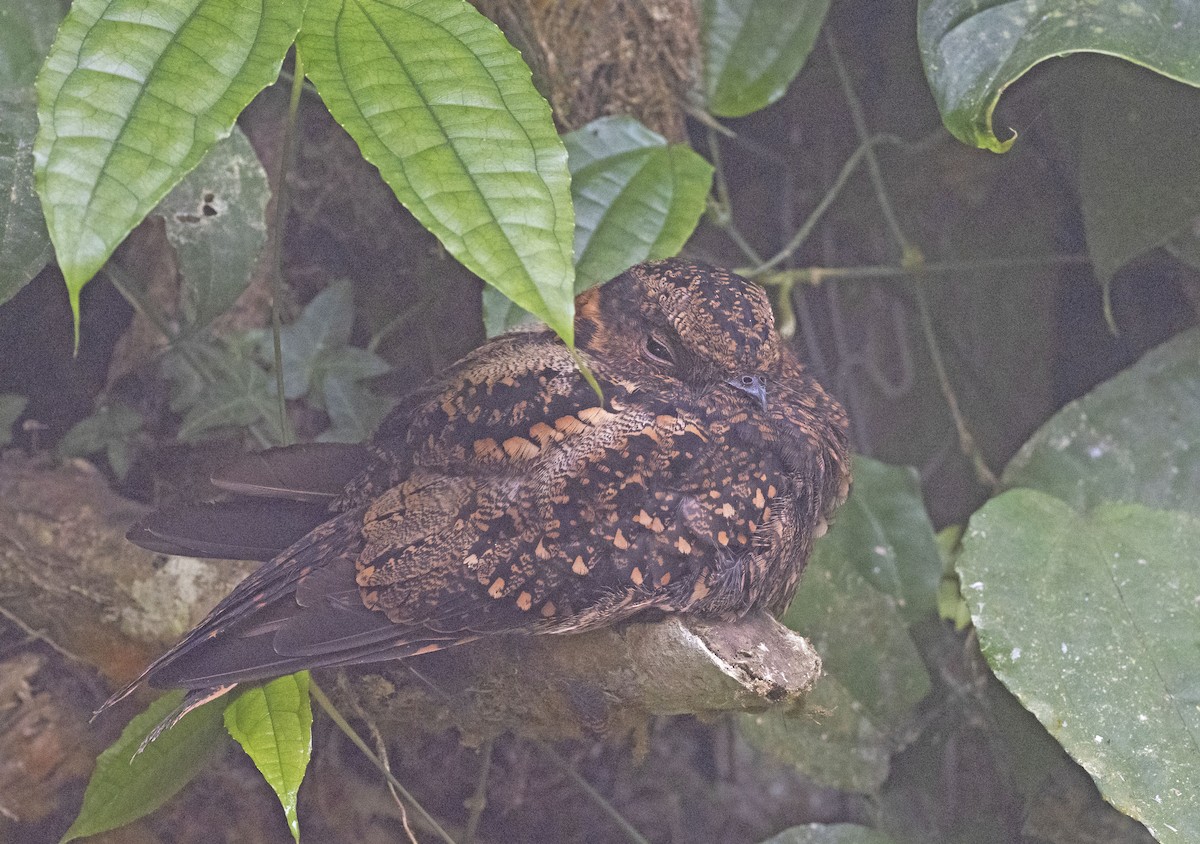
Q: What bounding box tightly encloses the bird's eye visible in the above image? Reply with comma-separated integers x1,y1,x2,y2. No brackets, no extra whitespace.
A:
643,334,675,365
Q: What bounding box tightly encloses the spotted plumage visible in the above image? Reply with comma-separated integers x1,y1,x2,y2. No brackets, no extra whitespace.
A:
106,259,850,726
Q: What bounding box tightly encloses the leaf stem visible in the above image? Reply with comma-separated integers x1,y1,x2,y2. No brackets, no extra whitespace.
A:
538,744,652,844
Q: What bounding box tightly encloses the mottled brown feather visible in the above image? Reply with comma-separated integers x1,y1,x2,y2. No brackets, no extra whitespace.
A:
104,259,850,715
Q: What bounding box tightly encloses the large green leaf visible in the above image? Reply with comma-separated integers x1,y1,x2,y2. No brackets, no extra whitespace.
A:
918,0,1200,151
34,0,302,329
1075,60,1200,298
700,0,829,118
156,126,271,331
225,672,313,843
0,394,28,447
1004,326,1200,516
565,116,713,291
62,691,228,842
958,491,1200,842
298,0,576,344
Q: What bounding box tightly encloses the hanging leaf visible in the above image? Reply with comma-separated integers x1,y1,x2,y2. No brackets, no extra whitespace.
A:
225,672,313,843
701,0,830,118
918,0,1200,152
298,0,576,344
62,691,228,842
34,0,302,334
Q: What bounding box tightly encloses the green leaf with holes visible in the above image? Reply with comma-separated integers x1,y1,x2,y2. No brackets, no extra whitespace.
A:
155,126,271,332
700,0,829,118
918,0,1200,152
34,0,302,333
62,691,227,842
958,492,1200,842
298,0,576,344
225,672,312,843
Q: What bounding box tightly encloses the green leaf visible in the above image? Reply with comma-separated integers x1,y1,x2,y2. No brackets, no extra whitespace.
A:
0,95,53,304
565,117,713,291
918,0,1200,152
482,116,714,335
1004,326,1200,516
225,672,313,843
0,0,67,89
820,456,943,622
314,347,391,442
156,126,271,331
760,823,896,844
34,0,303,330
57,401,143,479
62,690,227,842
701,0,829,118
0,394,28,446
298,0,576,344
0,1,64,304
1075,59,1200,299
171,337,283,442
958,491,1200,842
268,279,356,400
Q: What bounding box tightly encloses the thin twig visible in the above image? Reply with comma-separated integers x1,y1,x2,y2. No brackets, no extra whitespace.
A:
0,601,86,664
310,679,459,844
755,253,1090,286
462,738,494,844
826,30,999,490
538,744,652,844
265,51,308,447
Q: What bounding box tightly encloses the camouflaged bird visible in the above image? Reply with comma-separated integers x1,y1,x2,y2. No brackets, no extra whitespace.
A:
104,259,850,727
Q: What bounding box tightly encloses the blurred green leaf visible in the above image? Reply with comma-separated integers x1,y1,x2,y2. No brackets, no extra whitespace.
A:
34,0,302,331
1075,60,1200,307
298,0,576,344
821,456,943,622
171,338,283,443
918,0,1200,152
1004,326,1200,516
959,491,1200,842
700,0,829,118
0,96,52,304
156,126,271,331
0,1,67,89
225,673,312,843
760,823,895,844
62,691,227,842
57,401,143,479
269,280,356,400
566,117,713,290
315,349,392,443
0,1,64,303
0,394,28,446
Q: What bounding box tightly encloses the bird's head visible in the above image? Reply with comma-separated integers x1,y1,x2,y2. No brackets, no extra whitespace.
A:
576,259,781,407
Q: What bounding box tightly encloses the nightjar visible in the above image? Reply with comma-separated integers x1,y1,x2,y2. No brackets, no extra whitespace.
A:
105,259,851,725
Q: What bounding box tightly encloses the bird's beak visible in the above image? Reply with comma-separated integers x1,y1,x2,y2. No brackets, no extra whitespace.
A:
727,374,768,411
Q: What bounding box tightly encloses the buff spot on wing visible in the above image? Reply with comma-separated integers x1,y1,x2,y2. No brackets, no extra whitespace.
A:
555,415,587,434
516,591,533,611
578,406,616,426
675,537,692,554
474,438,503,460
503,436,540,460
541,601,557,617
630,567,644,585
613,528,630,550
534,539,552,560
572,556,589,575
488,578,506,598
